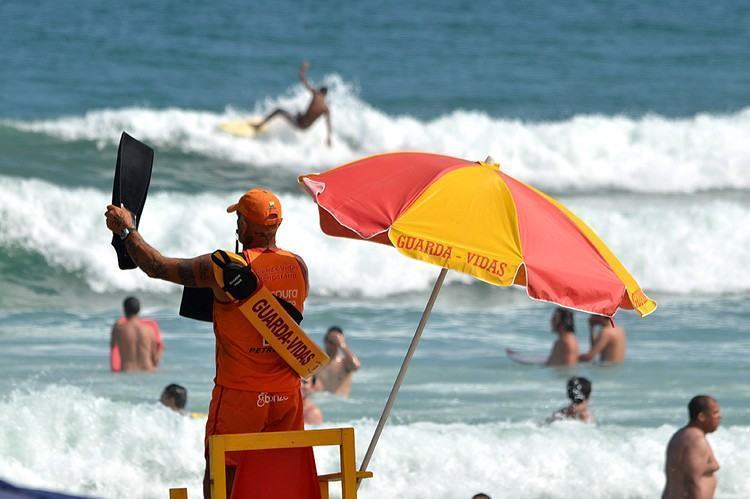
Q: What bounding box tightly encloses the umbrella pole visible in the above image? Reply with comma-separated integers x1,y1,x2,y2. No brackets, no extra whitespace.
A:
357,267,448,485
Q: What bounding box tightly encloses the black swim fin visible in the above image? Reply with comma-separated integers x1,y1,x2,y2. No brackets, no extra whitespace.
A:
111,132,154,270
179,287,215,323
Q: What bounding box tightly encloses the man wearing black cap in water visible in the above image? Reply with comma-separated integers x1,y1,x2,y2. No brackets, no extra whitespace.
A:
547,376,593,423
160,383,188,414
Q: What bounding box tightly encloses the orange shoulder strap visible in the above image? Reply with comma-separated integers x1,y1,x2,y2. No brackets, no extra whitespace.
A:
237,286,328,378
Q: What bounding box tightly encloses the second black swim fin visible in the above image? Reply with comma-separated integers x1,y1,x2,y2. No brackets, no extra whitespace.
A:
178,286,304,324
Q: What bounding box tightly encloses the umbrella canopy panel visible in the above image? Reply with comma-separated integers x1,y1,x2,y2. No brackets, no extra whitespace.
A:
300,152,467,239
388,163,523,286
501,173,649,316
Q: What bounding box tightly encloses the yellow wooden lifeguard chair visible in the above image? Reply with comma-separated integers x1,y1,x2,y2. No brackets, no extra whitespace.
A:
168,427,372,499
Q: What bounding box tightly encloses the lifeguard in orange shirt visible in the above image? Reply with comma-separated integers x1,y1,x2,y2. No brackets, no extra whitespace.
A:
105,187,320,499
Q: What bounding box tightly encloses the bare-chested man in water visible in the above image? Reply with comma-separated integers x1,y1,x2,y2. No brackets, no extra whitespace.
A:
314,326,360,397
253,61,332,146
663,395,721,499
545,308,579,366
579,314,626,364
110,296,161,372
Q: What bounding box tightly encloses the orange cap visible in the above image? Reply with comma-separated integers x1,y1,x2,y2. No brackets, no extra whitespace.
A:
226,188,282,225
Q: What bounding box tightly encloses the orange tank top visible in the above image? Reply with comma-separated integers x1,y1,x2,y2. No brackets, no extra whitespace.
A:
212,248,308,392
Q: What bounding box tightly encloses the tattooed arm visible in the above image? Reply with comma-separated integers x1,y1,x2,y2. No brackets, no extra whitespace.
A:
122,231,214,286
104,204,218,291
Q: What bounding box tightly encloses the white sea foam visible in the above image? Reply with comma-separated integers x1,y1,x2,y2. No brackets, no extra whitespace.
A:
6,75,750,193
0,386,748,499
1,175,749,296
0,385,205,499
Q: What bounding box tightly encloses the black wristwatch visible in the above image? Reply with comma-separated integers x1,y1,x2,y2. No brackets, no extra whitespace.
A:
118,227,137,240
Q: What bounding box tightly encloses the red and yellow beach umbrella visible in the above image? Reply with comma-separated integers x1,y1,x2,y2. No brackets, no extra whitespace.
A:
300,152,655,317
299,151,656,481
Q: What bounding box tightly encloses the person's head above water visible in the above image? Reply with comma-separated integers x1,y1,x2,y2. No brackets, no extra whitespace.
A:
123,296,140,319
227,188,282,248
325,326,343,339
551,307,575,334
566,377,591,405
319,86,328,96
588,313,609,327
472,494,491,499
324,326,344,355
688,395,721,433
160,383,187,411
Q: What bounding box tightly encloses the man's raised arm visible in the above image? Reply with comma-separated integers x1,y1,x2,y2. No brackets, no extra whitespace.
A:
299,61,314,91
342,344,360,372
105,204,217,290
336,334,360,372
579,331,608,362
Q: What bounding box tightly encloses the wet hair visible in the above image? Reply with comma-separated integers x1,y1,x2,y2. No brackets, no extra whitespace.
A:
589,314,608,324
472,494,491,499
554,307,575,332
123,296,140,318
162,384,187,409
688,395,714,421
319,86,328,95
567,377,591,405
325,326,343,340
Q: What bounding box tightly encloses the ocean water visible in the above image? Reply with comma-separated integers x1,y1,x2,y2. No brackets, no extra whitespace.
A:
1,1,749,498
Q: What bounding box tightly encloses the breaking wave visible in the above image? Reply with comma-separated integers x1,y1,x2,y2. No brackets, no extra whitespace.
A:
5,75,750,194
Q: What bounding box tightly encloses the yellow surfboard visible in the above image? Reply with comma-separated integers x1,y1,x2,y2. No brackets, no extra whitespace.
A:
218,117,266,138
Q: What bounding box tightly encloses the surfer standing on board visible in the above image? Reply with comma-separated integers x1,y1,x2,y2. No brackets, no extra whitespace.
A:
253,61,332,146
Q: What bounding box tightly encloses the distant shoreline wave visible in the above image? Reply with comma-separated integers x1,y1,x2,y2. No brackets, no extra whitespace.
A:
3,75,750,194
